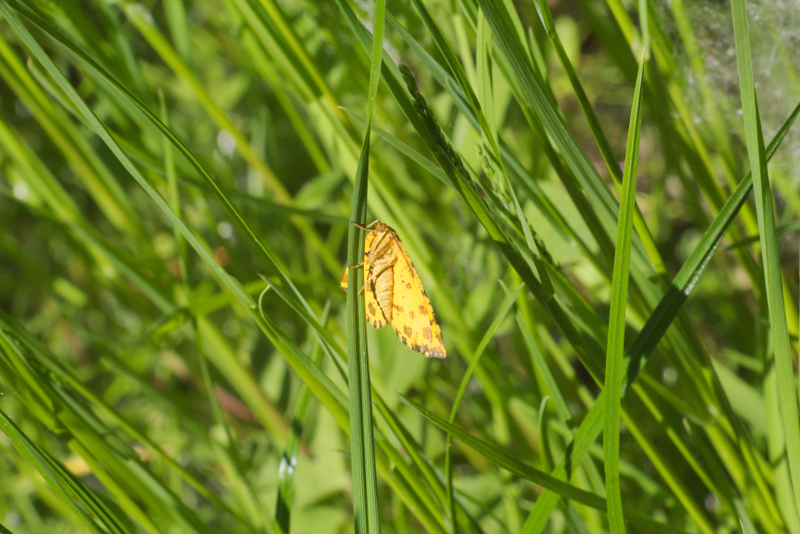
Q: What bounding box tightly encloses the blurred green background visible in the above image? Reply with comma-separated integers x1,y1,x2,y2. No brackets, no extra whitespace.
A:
0,0,799,532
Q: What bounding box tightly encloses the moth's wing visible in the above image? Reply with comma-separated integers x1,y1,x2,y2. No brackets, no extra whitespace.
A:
387,233,446,359
342,227,378,288
341,228,388,328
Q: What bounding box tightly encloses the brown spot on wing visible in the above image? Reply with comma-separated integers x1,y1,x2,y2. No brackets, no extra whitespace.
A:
342,233,390,328
348,221,446,358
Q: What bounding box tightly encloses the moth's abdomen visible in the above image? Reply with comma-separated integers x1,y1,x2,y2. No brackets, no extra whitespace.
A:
374,265,394,321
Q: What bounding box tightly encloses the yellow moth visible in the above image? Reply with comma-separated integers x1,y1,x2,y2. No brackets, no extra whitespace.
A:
341,221,446,359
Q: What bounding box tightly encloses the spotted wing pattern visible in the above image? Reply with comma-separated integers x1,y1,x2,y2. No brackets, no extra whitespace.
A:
341,222,446,359
340,230,388,328
381,226,446,359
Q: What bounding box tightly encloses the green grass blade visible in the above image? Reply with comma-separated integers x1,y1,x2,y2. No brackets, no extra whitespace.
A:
625,99,800,385
4,0,800,530
0,1,250,306
407,0,507,182
274,306,330,534
520,98,800,531
345,0,385,531
475,0,635,260
603,51,645,534
516,313,572,423
726,220,800,250
398,393,692,534
346,131,380,534
730,0,800,520
445,283,522,528
532,0,663,276
0,409,120,534
4,0,340,343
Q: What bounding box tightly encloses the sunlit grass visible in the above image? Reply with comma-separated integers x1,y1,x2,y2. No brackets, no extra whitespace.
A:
0,0,799,533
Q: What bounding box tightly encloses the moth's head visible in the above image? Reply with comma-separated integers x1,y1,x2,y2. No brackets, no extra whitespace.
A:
373,223,388,233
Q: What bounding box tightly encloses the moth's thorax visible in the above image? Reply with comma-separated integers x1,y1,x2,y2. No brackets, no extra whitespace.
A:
371,223,389,236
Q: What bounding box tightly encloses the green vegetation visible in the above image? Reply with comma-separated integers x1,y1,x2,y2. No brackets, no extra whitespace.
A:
0,0,799,532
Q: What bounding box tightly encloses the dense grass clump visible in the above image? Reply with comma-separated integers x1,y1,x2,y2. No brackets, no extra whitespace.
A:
0,0,799,533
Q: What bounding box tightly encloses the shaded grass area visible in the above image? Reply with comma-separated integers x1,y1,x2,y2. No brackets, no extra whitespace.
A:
0,0,799,532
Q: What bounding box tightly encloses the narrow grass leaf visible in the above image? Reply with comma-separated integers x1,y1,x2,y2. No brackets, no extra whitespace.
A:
532,0,664,275
516,313,572,423
603,51,645,534
339,107,451,187
474,0,643,266
0,409,120,534
345,0,385,531
726,220,800,250
730,0,800,519
0,9,403,530
407,0,506,179
274,306,330,534
397,393,691,534
521,100,800,531
445,283,523,527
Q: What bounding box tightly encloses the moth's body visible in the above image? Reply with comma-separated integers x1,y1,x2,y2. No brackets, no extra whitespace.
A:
341,222,446,359
367,227,397,324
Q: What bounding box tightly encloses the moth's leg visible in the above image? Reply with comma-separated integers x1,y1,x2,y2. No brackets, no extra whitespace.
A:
349,264,370,295
350,220,379,231
357,280,370,295
356,260,382,295
347,260,367,269
353,262,375,295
